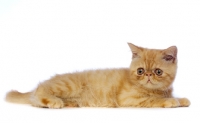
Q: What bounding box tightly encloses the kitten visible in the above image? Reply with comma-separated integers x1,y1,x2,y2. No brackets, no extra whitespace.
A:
5,43,190,108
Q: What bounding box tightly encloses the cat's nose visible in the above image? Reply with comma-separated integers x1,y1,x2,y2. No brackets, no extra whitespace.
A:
145,73,152,76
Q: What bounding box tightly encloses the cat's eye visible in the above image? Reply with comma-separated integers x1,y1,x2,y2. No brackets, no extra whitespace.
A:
154,68,163,76
137,68,145,75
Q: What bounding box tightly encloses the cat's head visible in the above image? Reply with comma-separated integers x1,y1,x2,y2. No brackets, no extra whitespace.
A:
128,43,177,90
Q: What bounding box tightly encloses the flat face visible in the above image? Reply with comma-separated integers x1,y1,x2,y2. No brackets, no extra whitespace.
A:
129,48,177,90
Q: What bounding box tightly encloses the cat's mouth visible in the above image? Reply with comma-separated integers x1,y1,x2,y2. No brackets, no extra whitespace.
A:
146,79,156,85
147,80,152,84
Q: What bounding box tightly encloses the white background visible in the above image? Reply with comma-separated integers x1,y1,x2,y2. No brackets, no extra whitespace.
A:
0,0,200,123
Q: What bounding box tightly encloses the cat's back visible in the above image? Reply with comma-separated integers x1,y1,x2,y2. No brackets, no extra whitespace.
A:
59,68,129,85
85,68,129,85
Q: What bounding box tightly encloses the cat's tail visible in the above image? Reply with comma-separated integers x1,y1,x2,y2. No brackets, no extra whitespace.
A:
5,90,32,104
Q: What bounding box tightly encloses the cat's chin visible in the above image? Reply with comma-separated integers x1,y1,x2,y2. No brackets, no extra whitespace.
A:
141,82,164,90
143,85,157,90
142,84,171,91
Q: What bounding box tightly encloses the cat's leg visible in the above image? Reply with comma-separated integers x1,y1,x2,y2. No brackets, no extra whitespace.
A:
144,97,190,108
119,97,190,108
63,99,79,107
147,98,181,108
140,97,191,108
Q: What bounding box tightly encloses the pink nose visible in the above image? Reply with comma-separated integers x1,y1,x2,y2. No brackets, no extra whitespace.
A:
145,73,152,76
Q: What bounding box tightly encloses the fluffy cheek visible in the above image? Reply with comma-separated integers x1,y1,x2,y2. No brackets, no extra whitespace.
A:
137,77,147,85
130,73,153,88
130,71,144,83
152,74,175,89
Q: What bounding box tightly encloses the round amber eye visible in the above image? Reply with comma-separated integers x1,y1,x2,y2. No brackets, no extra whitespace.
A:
137,68,145,75
155,68,163,76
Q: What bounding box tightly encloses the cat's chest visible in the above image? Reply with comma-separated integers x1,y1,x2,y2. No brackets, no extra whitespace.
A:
135,89,167,98
122,86,166,98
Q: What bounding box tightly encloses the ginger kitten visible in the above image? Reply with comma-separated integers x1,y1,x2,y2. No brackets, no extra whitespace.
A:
5,43,190,108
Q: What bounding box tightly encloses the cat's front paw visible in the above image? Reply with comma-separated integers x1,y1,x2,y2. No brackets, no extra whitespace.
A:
178,98,190,107
163,98,180,108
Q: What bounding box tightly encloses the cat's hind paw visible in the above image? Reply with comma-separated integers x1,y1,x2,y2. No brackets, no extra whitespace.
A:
41,98,64,109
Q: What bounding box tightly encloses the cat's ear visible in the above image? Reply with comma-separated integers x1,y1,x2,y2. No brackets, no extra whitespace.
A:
163,46,177,63
128,43,142,58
